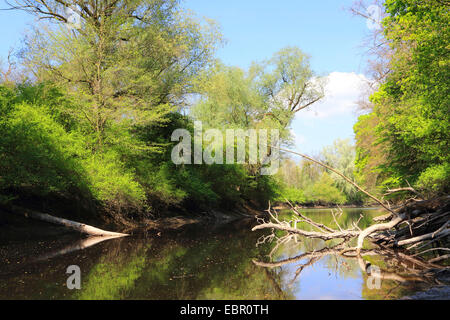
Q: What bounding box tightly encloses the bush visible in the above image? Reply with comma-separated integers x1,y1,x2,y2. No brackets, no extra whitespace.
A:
275,187,306,204
416,164,450,194
0,84,146,211
82,151,146,210
0,101,87,195
305,173,347,205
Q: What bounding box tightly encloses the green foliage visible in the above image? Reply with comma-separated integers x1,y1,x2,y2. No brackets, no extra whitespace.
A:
416,163,450,194
189,47,325,208
275,187,306,204
305,173,347,205
320,139,362,203
82,151,146,209
275,139,360,205
354,0,449,197
193,47,324,139
0,98,87,195
1,82,280,213
0,84,146,210
22,0,222,147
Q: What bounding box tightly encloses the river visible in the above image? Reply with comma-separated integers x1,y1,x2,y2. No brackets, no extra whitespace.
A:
0,208,439,299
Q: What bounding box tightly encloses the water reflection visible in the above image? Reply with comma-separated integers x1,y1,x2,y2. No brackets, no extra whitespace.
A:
253,208,441,299
0,208,441,300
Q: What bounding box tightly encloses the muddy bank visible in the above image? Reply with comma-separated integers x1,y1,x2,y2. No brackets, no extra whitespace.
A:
402,286,450,300
0,202,259,242
401,270,450,300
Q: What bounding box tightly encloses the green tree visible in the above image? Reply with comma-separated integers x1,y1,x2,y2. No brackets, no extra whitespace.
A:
193,47,325,138
320,139,362,203
354,0,450,196
15,0,221,147
2,1,226,214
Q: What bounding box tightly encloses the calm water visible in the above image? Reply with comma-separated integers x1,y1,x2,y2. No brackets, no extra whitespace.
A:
0,208,434,300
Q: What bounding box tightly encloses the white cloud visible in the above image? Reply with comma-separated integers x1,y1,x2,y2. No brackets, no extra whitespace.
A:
297,72,369,119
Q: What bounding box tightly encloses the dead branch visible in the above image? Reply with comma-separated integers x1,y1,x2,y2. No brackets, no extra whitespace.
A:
355,213,406,254
285,200,335,233
384,187,424,199
252,196,450,270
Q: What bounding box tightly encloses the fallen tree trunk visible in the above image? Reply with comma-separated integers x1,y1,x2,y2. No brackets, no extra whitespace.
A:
3,204,129,237
252,146,449,287
253,197,450,267
356,213,406,254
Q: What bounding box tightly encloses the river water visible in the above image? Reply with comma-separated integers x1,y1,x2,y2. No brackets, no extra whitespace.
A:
0,208,437,299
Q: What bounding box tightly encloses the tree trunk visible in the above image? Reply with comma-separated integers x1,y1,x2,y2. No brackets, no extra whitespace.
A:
3,204,129,238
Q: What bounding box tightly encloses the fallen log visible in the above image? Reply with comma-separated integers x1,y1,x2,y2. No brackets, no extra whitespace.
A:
2,204,129,237
356,213,406,254
253,197,449,266
254,147,449,267
397,228,450,247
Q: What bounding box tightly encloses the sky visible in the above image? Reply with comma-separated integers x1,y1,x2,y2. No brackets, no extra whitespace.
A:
0,0,375,155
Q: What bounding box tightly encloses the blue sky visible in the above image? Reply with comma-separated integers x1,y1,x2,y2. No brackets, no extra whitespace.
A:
0,0,373,155
183,0,369,74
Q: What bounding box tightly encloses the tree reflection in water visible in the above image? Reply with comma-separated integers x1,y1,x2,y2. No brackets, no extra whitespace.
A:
0,208,446,300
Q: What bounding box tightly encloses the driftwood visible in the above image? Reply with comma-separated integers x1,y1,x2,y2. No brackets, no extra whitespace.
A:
253,215,448,291
3,204,129,237
255,147,449,268
253,197,450,270
384,187,424,200
253,243,439,285
252,222,361,241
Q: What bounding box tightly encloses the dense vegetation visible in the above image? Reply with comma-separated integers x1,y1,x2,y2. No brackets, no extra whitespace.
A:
0,0,448,224
274,139,363,205
354,0,449,199
0,0,325,221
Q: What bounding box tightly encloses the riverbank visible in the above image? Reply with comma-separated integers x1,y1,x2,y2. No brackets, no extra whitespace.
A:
402,285,450,300
0,199,261,241
401,269,450,300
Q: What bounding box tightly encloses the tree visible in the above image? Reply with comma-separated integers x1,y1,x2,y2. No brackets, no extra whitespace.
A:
354,0,450,195
191,47,325,199
11,0,221,147
193,47,325,137
251,47,326,127
2,0,227,214
321,139,363,203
